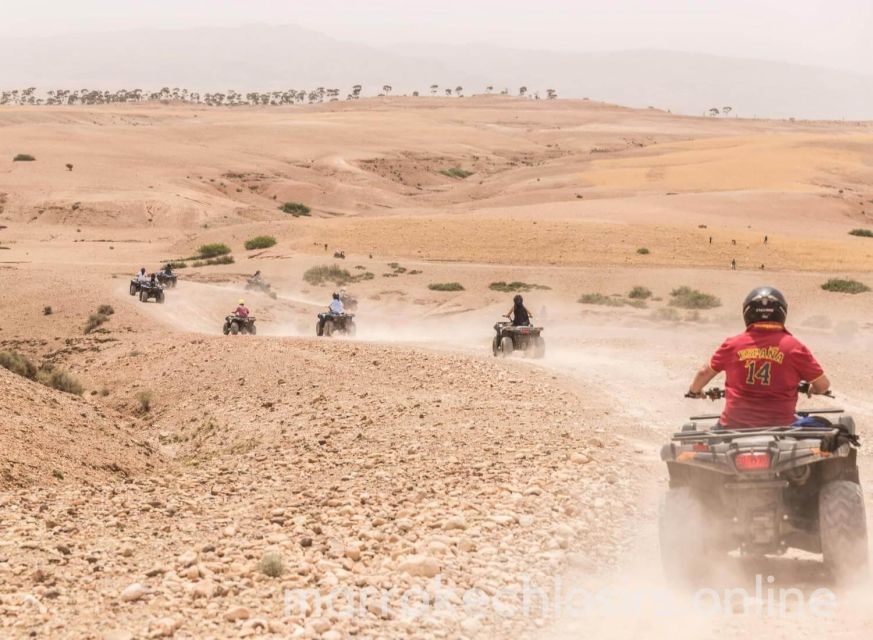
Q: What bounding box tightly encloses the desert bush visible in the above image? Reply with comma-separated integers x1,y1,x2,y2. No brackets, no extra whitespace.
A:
37,368,84,396
193,255,234,267
848,229,873,238
84,313,110,334
821,278,870,294
165,260,188,269
197,243,231,258
428,282,465,291
636,247,650,255
13,154,35,162
440,167,473,179
0,351,37,379
304,264,353,286
279,202,311,216
258,551,285,578
65,163,73,171
135,390,153,413
97,304,115,316
43,306,53,316
578,293,624,307
628,286,653,300
489,281,551,293
669,286,721,309
244,235,277,250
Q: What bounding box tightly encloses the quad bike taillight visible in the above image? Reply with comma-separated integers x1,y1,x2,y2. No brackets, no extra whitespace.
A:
735,451,771,471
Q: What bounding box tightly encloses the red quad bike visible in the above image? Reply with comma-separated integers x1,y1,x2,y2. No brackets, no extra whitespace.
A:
659,383,867,584
492,321,545,359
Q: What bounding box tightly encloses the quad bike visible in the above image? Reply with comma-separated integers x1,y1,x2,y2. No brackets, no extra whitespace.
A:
245,277,277,299
339,292,358,312
129,279,146,296
223,315,257,335
316,312,356,337
138,281,165,304
492,321,545,358
333,251,346,259
156,271,177,288
659,384,867,584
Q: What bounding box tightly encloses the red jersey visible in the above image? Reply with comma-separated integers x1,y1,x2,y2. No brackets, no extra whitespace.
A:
709,323,824,428
235,306,249,318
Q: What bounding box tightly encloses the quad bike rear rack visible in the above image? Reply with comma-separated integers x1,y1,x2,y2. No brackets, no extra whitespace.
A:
671,425,841,443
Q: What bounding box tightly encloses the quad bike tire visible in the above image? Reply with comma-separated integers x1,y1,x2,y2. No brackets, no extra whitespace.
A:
129,283,137,296
533,336,546,359
819,480,869,583
223,324,230,335
324,321,334,337
500,336,514,357
156,291,165,304
492,336,500,357
139,290,148,303
230,322,240,335
659,486,707,584
248,323,256,336
316,321,324,337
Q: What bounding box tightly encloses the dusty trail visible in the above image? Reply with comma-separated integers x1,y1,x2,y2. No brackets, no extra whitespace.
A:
117,277,873,638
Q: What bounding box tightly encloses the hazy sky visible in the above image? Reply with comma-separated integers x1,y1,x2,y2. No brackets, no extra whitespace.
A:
4,0,872,75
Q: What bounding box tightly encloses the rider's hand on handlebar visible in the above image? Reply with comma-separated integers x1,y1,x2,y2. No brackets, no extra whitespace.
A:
685,390,705,399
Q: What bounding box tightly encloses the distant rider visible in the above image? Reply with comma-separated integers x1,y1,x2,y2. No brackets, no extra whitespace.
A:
163,263,174,276
318,293,344,333
250,270,263,284
505,294,532,326
234,299,250,318
686,286,830,428
136,267,148,283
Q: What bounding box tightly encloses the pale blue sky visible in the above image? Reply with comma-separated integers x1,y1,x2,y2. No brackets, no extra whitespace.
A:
4,0,872,74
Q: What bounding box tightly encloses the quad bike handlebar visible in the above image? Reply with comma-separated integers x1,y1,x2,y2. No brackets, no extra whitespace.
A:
686,382,834,400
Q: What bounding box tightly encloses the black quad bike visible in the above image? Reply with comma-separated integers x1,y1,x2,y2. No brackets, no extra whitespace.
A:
492,322,545,359
156,271,178,288
223,315,257,335
660,384,867,584
130,279,144,296
316,313,356,337
138,281,165,304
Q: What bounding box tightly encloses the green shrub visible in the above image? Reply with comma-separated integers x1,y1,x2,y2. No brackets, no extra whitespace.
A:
197,243,231,258
13,154,35,162
489,281,551,293
304,264,353,286
578,293,624,307
244,235,277,250
193,255,234,267
428,282,465,291
97,304,115,316
628,286,652,300
43,306,53,316
279,202,311,216
37,368,84,396
0,351,37,379
258,551,285,578
821,278,870,294
636,247,650,255
135,390,153,412
440,167,473,179
84,313,109,334
848,229,873,238
669,286,721,309
164,260,188,269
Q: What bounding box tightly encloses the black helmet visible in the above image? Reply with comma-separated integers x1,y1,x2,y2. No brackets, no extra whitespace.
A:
743,286,787,326
332,292,340,300
513,294,524,305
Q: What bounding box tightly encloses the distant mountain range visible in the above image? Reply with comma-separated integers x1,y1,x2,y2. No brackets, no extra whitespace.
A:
1,23,871,120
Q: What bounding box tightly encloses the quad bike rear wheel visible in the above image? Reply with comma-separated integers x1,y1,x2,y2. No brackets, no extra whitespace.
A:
248,323,256,336
819,480,869,583
324,321,334,337
129,283,137,296
500,336,513,357
316,321,324,337
659,486,708,584
223,323,230,335
140,290,148,303
157,291,165,304
492,336,500,357
230,322,239,335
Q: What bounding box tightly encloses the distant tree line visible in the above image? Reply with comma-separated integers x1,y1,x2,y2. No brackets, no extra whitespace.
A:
0,84,558,106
